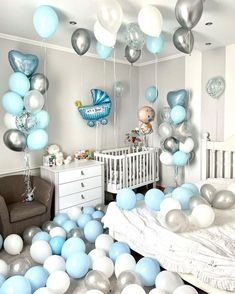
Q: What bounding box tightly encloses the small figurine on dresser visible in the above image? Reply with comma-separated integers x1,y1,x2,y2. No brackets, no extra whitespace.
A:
74,150,93,160
43,144,73,167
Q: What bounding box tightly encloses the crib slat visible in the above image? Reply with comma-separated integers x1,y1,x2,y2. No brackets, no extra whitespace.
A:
210,150,216,178
136,154,139,186
146,152,149,182
133,155,136,186
217,150,224,178
129,156,132,187
224,151,231,178
114,158,117,190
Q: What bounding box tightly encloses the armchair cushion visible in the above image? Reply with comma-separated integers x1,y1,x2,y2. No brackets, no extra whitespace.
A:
8,201,46,223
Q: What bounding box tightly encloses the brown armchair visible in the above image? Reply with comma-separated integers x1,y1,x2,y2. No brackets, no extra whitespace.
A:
0,175,54,238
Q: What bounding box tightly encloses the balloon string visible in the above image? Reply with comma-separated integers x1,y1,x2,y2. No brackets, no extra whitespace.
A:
113,49,118,148
22,148,34,202
43,42,48,109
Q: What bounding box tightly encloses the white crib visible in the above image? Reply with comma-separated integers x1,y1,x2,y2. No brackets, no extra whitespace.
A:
94,146,159,193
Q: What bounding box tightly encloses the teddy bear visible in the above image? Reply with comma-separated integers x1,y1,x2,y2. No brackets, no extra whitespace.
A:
46,144,72,166
138,106,155,135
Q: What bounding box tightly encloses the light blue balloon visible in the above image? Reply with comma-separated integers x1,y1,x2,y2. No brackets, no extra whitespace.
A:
136,193,144,201
173,151,189,166
77,214,92,229
66,252,90,279
164,186,175,195
172,187,194,210
181,183,199,195
33,5,59,39
145,188,164,211
32,231,51,243
35,110,50,129
8,72,30,97
108,241,130,262
62,220,77,233
145,86,158,103
49,236,65,255
96,42,113,59
2,91,24,116
135,257,160,287
0,276,31,294
0,235,3,250
146,33,165,54
83,206,95,215
27,129,48,151
116,188,136,210
167,89,188,108
84,220,103,243
170,105,186,124
92,210,105,219
61,237,86,260
24,266,48,292
0,275,5,288
53,213,69,227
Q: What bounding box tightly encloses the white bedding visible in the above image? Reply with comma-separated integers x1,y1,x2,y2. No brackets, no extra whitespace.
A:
102,179,235,292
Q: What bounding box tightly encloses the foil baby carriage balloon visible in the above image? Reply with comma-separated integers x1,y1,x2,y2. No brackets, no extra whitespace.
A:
75,89,112,127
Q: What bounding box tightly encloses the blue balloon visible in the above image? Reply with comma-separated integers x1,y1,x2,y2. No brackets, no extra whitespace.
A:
92,210,105,219
35,110,50,129
172,187,194,210
164,186,175,195
146,33,165,54
66,252,90,279
61,237,86,260
62,220,77,233
145,86,158,103
27,129,48,151
116,188,136,210
0,276,31,294
145,188,164,211
84,220,103,243
96,42,113,59
33,5,59,39
83,206,95,215
53,213,69,226
167,89,188,108
135,257,160,287
0,275,5,288
170,105,186,124
0,235,3,250
32,231,51,243
136,193,145,201
49,236,65,255
173,151,189,167
181,183,199,195
2,91,24,116
108,242,130,262
24,266,48,292
8,72,30,97
77,214,92,229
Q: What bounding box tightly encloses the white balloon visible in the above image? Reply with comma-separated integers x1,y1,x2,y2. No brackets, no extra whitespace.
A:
227,182,235,194
191,204,215,228
50,227,66,239
121,284,146,294
160,198,181,216
4,234,23,255
0,259,8,277
92,256,114,278
86,291,104,294
155,271,184,293
3,113,16,129
88,248,106,268
30,240,52,264
34,288,56,294
43,255,66,274
67,206,82,221
173,285,198,294
179,137,195,153
95,234,114,253
46,271,70,294
138,6,163,37
160,152,173,165
115,253,136,278
149,289,168,294
94,21,117,47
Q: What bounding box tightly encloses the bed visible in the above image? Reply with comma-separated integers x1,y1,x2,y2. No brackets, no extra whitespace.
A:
94,146,159,193
102,133,235,294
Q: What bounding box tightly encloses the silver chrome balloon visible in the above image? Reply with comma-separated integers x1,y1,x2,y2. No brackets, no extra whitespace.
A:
212,190,235,209
125,45,141,64
162,137,179,154
24,90,45,114
23,226,42,245
71,28,91,56
9,257,31,276
41,221,57,233
165,209,189,233
189,195,209,210
16,111,37,134
3,129,27,152
67,228,85,240
200,184,216,204
160,107,172,123
30,73,49,94
175,0,203,29
84,270,111,294
173,27,194,54
158,122,173,138
95,203,106,212
117,270,142,291
173,121,193,143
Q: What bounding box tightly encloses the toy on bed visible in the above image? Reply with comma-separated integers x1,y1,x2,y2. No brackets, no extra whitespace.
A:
75,89,112,127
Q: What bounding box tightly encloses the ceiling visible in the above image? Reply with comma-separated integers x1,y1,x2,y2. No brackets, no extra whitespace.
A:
0,0,235,63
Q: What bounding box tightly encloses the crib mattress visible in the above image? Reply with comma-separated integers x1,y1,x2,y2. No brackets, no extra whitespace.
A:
102,201,235,292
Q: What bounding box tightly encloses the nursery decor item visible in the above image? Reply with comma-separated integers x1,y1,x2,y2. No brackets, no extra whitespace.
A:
75,89,112,127
138,6,163,37
138,106,155,135
206,76,225,99
145,86,158,103
125,128,142,147
71,28,91,56
125,23,145,50
125,45,141,64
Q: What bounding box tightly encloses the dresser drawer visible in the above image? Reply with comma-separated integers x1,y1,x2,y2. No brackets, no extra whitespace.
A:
59,176,101,197
59,165,102,184
59,187,102,210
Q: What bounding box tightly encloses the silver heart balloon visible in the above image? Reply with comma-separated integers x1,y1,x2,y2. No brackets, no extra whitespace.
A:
175,0,203,29
71,28,91,56
84,270,111,294
162,137,179,154
3,129,27,152
125,45,141,64
117,270,142,291
23,226,42,244
167,89,188,108
212,190,235,209
200,184,216,204
173,121,193,143
8,50,39,77
30,73,49,94
173,27,194,54
9,257,31,276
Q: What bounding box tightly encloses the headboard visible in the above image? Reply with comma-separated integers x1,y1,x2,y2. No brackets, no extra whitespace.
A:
201,132,235,180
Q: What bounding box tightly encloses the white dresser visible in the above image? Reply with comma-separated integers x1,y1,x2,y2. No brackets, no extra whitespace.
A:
40,160,104,214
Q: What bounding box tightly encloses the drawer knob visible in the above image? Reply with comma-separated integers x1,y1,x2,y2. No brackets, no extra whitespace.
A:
81,182,85,187
81,170,84,175
81,194,85,200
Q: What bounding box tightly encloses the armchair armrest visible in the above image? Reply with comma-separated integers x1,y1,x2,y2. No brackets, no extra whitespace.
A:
0,195,11,235
32,177,54,210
